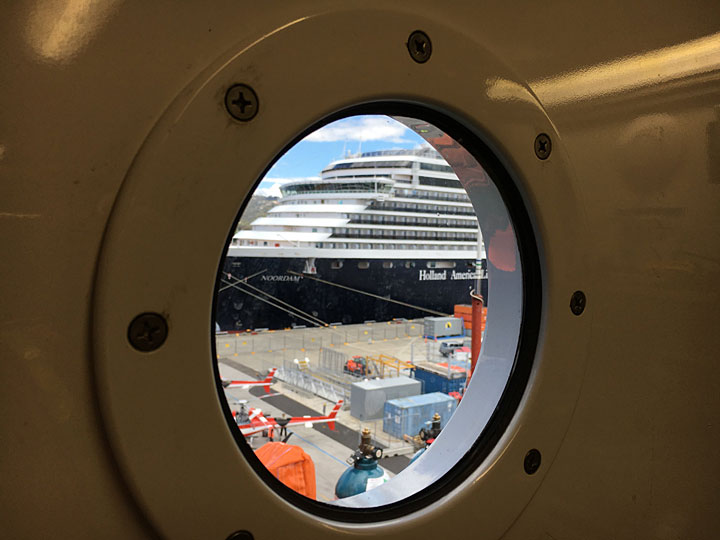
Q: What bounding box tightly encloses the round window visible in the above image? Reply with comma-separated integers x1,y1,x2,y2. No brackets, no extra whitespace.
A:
213,110,540,520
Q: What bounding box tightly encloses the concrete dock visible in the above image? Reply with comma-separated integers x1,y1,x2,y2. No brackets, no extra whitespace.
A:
215,320,464,502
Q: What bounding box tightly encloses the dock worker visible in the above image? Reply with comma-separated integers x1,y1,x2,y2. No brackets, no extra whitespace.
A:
277,414,290,439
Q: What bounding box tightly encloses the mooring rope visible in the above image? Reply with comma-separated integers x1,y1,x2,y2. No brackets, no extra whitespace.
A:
286,270,450,317
220,278,324,328
232,277,328,327
218,268,266,292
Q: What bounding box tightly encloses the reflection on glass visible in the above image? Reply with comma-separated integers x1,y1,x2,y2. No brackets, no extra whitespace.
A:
214,115,490,504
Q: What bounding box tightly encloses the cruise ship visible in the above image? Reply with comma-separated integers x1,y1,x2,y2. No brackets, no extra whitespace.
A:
215,148,488,331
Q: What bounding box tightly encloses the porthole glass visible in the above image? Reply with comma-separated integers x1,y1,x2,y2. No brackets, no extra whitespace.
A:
213,111,537,517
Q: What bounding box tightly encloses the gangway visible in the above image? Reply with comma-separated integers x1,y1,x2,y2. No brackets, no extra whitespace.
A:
276,367,349,405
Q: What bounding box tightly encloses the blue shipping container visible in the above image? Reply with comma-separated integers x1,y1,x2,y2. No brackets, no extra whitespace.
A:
412,365,466,394
383,393,457,439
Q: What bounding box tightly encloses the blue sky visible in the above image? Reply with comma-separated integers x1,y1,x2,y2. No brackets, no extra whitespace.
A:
255,115,428,197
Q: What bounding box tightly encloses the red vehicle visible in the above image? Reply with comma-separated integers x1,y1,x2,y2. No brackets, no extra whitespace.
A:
344,356,370,376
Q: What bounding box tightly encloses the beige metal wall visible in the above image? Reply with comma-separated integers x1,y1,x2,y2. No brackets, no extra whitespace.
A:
1,2,718,538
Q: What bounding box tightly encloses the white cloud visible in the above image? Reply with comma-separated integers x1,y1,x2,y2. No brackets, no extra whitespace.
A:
254,177,318,198
304,116,411,143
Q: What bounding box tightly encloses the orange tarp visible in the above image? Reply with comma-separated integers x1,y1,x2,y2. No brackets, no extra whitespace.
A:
255,442,317,500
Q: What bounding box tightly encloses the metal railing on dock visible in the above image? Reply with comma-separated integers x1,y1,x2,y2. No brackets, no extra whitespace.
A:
275,367,350,405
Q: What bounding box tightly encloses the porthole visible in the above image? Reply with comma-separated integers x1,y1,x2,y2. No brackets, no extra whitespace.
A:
213,109,540,520
87,13,596,537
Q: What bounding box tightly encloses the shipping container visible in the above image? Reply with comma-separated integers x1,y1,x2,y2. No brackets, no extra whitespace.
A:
383,393,457,439
412,361,467,394
453,304,488,330
350,376,422,421
423,316,464,338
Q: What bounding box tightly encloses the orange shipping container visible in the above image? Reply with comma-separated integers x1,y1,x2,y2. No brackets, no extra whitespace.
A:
454,304,472,329
454,305,487,331
255,442,317,500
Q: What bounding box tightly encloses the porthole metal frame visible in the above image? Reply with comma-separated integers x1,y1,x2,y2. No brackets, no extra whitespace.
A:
92,9,591,540
211,103,541,521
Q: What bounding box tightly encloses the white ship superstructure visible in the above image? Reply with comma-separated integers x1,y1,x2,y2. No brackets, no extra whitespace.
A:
229,148,484,261
217,148,487,330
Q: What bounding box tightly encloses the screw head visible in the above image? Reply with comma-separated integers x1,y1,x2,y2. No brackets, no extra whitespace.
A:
524,448,542,475
128,313,168,352
407,30,432,63
570,290,587,316
226,531,254,540
534,133,552,160
225,84,259,121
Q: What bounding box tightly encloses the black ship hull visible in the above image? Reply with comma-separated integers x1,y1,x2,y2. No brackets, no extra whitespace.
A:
215,256,488,331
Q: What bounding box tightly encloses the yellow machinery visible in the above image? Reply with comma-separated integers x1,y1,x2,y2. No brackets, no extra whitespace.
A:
366,354,415,378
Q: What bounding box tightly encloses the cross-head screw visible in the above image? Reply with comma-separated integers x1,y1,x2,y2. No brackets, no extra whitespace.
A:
524,448,542,475
570,291,587,316
225,84,259,121
407,30,432,63
534,133,552,160
128,312,168,352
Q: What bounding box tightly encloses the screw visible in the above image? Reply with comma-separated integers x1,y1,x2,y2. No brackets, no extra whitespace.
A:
570,291,587,316
534,133,552,160
226,532,254,540
407,30,432,63
225,84,259,121
127,313,168,352
524,449,541,475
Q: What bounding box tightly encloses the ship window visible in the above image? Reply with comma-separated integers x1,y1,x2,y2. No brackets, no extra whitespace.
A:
358,261,369,269
419,162,454,173
418,175,462,188
382,262,394,269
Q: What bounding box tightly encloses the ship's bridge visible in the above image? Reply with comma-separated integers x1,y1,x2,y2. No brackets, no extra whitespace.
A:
280,178,393,197
322,148,443,171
